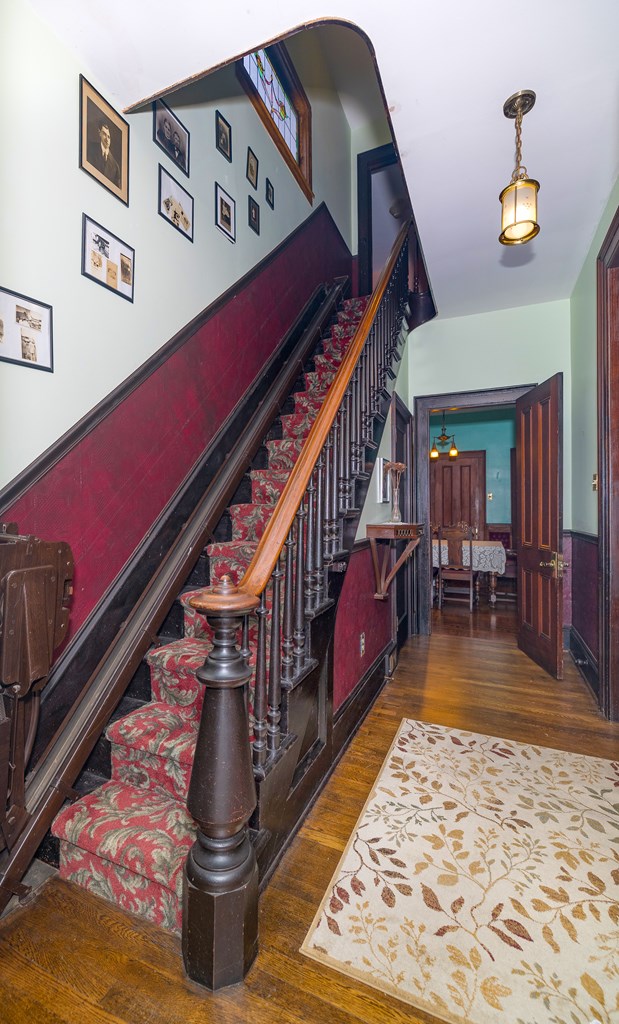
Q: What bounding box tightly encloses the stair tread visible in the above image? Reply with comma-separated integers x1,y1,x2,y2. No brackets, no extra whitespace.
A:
53,781,196,894
107,702,199,758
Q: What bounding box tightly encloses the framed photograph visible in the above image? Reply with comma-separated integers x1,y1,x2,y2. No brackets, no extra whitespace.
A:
248,195,260,235
215,110,232,162
79,75,129,205
158,165,194,241
81,214,135,301
266,177,275,210
153,98,189,177
246,147,259,189
0,286,53,372
215,183,236,243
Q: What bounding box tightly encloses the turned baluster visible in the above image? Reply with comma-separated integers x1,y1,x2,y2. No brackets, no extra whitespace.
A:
323,431,334,559
314,452,325,606
293,503,307,672
281,528,295,684
252,591,268,768
184,576,259,990
304,475,317,614
268,560,283,752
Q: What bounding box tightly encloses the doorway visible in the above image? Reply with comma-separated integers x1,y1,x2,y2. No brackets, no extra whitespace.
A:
414,385,535,636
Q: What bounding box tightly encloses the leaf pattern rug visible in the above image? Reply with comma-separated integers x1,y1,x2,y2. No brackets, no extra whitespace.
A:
300,719,619,1024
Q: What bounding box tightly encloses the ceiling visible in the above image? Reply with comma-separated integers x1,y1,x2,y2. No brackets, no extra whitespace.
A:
28,0,619,320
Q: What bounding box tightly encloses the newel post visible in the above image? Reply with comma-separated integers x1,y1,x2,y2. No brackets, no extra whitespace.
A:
182,575,260,990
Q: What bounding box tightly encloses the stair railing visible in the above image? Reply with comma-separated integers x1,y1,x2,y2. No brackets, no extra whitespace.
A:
183,220,411,989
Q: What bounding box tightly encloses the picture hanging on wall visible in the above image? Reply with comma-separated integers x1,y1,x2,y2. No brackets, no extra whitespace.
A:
215,182,236,243
79,75,129,205
153,98,190,177
158,165,194,241
248,195,260,235
266,177,274,210
81,213,135,301
0,285,53,372
215,110,232,162
246,147,259,189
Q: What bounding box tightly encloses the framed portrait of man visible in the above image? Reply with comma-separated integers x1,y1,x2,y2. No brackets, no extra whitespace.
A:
80,75,130,205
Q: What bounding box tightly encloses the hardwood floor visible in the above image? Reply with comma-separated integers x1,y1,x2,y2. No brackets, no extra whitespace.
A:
1,622,616,1024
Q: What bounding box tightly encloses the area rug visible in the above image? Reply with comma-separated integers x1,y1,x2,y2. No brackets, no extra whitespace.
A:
300,719,619,1024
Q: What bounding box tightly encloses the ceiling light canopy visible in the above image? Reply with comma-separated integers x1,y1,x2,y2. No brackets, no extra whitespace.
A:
499,90,540,246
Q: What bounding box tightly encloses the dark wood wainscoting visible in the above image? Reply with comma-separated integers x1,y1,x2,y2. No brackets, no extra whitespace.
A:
568,530,599,698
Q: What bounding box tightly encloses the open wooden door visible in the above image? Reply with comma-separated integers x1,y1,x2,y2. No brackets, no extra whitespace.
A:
516,373,564,678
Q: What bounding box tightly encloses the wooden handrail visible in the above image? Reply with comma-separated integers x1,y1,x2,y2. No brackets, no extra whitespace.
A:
192,219,410,614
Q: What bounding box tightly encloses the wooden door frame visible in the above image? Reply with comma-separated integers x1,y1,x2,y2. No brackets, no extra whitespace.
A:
597,206,619,721
391,393,414,645
414,384,535,634
357,143,398,297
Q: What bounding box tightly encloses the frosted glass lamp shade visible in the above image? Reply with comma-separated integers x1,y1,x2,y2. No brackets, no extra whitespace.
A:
499,177,540,245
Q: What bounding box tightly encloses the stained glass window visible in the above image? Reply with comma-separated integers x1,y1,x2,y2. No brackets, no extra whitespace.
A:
237,42,313,203
242,50,299,162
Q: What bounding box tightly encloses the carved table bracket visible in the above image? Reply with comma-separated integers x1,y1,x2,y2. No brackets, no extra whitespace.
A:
367,522,423,601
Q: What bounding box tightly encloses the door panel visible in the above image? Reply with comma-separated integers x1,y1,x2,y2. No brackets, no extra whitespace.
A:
430,451,486,537
516,374,563,678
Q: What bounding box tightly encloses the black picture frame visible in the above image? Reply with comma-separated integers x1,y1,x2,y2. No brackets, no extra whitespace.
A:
248,195,260,235
79,75,129,205
0,285,53,372
153,98,190,177
81,213,135,302
215,182,236,243
215,110,232,162
266,177,275,210
246,147,259,189
158,165,194,242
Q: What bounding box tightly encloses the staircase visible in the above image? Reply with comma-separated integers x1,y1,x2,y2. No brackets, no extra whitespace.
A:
51,296,370,934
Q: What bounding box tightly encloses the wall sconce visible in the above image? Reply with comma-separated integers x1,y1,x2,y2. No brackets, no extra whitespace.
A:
429,413,458,460
499,89,540,246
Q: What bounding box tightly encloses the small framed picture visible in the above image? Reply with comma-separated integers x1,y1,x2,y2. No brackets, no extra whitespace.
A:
80,75,129,205
158,165,194,241
81,213,135,301
153,98,189,177
246,147,258,189
248,196,260,235
215,110,232,162
215,182,236,243
0,286,53,372
266,177,274,210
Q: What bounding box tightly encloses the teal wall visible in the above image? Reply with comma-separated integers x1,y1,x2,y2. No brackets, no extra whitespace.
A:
430,409,516,523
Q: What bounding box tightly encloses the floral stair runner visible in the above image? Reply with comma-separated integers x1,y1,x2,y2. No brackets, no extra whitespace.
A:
52,295,369,933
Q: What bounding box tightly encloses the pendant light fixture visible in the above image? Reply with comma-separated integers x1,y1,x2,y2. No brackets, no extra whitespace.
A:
499,90,540,246
430,413,458,460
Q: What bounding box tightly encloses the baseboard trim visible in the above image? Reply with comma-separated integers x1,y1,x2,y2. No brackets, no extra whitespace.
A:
568,626,600,699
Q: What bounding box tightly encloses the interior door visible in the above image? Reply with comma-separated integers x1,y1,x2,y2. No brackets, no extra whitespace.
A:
516,374,563,678
430,451,487,537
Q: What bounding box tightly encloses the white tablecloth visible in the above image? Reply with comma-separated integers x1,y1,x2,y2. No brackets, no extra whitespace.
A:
432,539,506,574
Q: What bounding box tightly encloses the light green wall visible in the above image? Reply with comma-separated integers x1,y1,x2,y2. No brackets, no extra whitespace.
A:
407,299,572,528
570,176,619,535
0,0,354,489
349,118,393,253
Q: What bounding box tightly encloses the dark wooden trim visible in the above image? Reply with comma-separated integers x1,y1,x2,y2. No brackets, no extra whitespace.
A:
414,385,536,635
597,203,619,721
332,641,393,754
0,202,343,511
566,528,598,546
568,625,600,699
357,143,397,297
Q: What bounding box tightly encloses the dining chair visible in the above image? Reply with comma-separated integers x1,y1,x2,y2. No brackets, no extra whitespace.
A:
437,523,476,611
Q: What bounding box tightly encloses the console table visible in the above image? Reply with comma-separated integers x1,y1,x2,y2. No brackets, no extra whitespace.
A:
367,522,424,600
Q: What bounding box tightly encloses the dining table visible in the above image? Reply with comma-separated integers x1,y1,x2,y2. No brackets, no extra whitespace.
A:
432,538,507,604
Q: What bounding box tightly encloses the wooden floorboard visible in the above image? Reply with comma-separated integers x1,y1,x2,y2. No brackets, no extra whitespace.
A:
1,606,617,1024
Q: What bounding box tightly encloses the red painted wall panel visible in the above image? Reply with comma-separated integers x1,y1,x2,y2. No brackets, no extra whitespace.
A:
2,208,351,643
334,544,392,711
